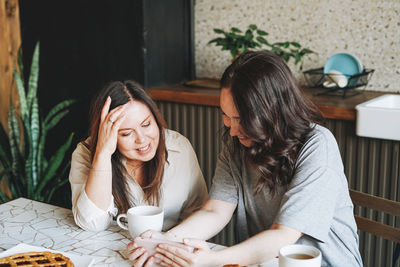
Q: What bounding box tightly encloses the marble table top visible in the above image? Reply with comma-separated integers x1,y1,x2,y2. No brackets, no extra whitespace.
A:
0,198,226,266
0,198,277,267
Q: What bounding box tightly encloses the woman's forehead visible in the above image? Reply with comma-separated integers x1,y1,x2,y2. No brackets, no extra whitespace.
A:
120,100,153,126
220,88,240,118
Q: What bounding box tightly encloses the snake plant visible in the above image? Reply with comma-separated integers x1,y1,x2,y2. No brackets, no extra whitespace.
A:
0,42,76,203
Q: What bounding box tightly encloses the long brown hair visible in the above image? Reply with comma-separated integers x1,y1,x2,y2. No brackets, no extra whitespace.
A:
220,51,323,195
87,80,167,213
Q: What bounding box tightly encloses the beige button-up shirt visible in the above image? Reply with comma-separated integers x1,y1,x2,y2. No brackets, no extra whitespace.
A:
69,129,208,231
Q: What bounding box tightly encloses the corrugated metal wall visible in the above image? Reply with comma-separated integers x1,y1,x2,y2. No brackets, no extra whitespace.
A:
156,101,400,267
325,119,400,267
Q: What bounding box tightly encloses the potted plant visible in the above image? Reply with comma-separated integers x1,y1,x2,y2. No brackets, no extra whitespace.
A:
0,42,76,203
208,24,315,70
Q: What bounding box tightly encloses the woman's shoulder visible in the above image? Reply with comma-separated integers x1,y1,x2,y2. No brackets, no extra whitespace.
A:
72,138,91,159
164,129,192,152
306,124,337,146
297,124,343,167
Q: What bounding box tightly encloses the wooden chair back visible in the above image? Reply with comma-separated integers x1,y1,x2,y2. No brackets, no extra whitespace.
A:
349,189,400,243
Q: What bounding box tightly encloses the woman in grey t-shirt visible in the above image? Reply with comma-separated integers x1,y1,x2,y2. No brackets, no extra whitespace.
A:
127,51,363,267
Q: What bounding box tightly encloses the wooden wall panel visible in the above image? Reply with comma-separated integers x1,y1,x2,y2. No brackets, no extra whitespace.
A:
0,0,20,130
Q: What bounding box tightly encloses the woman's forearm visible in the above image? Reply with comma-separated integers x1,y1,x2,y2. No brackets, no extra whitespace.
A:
85,151,113,210
167,199,236,240
212,224,302,266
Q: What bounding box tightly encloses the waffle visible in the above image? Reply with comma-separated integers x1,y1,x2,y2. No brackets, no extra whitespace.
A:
0,251,74,267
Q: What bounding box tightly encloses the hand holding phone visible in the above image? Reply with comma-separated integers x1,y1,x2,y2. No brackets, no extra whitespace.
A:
134,236,194,256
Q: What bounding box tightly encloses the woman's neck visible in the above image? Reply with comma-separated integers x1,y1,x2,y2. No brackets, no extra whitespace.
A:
126,161,146,187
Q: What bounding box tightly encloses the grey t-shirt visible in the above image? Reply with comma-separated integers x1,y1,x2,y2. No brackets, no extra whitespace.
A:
209,125,363,267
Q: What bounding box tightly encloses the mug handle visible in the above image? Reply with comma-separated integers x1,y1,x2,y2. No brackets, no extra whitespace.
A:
116,214,128,230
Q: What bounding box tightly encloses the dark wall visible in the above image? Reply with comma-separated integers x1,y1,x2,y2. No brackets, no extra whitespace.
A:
18,0,194,207
19,0,194,148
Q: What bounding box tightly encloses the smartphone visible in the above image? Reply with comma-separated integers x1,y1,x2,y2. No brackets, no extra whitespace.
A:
134,237,194,256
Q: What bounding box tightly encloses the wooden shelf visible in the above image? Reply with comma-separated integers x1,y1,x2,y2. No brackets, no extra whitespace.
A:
146,80,388,121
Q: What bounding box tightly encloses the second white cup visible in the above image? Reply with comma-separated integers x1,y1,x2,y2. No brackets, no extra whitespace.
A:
279,244,321,267
117,205,164,238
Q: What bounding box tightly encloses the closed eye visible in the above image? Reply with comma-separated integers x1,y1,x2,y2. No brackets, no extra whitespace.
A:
121,131,132,137
142,121,151,127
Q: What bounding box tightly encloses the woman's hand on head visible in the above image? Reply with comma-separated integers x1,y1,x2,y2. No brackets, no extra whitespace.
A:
153,238,213,267
96,96,127,157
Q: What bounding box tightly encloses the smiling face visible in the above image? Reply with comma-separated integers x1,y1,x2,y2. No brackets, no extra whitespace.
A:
220,88,253,147
117,100,160,165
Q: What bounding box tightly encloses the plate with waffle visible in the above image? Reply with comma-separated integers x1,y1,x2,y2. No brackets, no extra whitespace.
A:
0,244,94,267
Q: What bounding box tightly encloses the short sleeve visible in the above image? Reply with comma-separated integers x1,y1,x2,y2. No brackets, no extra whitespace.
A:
276,167,340,242
275,130,344,243
208,147,239,204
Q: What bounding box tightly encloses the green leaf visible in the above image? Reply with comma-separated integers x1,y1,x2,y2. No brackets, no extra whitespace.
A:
256,36,270,46
29,98,40,188
245,30,253,41
0,123,11,168
231,27,241,33
282,42,290,48
36,133,74,195
17,46,24,78
282,53,290,62
230,49,238,59
8,105,21,176
37,120,46,178
291,42,301,48
301,48,314,54
248,24,257,31
13,68,28,121
227,33,240,39
27,43,40,113
208,38,220,44
213,28,225,34
21,117,33,197
294,51,301,64
256,30,268,36
0,189,7,203
45,110,69,132
44,162,71,202
44,99,76,125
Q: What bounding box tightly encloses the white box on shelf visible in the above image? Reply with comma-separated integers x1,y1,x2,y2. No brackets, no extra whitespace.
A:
356,94,400,141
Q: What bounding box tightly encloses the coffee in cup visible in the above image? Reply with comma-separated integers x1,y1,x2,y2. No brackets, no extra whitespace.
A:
279,244,321,267
116,205,164,238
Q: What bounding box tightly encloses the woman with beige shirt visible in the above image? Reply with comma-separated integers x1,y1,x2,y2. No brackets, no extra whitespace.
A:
69,80,207,235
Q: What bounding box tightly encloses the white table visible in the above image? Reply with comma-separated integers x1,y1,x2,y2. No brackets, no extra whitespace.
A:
0,198,277,266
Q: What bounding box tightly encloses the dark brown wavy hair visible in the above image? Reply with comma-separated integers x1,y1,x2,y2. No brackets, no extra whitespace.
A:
220,51,323,195
86,80,167,214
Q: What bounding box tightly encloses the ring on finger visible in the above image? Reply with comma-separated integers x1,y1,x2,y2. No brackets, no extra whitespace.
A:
109,118,115,123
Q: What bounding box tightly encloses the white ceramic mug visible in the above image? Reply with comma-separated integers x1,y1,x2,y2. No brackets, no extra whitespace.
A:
323,70,348,88
279,244,322,267
116,205,164,238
